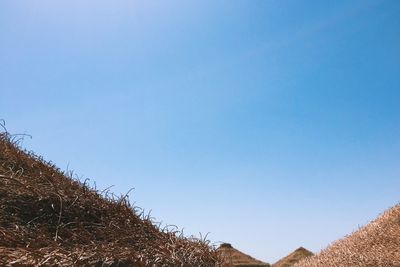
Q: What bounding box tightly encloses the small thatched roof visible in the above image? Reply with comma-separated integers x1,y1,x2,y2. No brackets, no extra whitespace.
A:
273,247,313,267
217,243,270,267
294,204,400,267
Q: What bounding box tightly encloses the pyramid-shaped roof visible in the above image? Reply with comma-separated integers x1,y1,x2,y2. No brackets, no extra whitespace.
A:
273,247,313,267
217,243,270,267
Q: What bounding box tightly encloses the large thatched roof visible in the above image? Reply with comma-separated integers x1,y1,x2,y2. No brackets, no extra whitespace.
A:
0,131,220,266
293,204,400,267
217,243,270,267
272,247,313,267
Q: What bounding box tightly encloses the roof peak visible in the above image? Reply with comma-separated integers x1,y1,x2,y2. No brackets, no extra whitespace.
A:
220,243,233,248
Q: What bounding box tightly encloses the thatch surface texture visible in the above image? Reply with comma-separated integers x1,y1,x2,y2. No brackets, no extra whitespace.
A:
0,132,221,266
293,204,400,267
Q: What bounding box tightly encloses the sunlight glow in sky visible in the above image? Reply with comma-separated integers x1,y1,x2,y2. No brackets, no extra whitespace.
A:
1,0,399,263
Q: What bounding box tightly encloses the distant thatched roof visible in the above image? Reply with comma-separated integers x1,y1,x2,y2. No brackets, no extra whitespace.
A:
273,247,313,267
294,204,400,267
217,243,270,267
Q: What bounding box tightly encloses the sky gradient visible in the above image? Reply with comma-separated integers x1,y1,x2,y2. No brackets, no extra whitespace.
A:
1,0,400,262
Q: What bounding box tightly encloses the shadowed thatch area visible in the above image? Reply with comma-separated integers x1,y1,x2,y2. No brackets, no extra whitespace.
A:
293,204,400,267
217,243,270,267
272,247,313,267
0,131,221,266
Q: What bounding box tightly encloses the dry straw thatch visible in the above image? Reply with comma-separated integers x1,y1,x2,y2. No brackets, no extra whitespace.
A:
217,243,270,267
0,128,221,266
272,247,313,267
293,204,400,267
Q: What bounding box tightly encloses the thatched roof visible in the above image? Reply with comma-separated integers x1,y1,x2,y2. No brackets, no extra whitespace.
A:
272,247,313,267
294,204,400,267
217,243,270,267
0,131,220,266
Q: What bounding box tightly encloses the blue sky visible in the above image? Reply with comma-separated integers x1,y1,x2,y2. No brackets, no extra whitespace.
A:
1,0,399,263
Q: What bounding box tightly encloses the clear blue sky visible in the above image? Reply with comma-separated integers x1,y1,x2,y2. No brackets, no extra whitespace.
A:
1,0,399,263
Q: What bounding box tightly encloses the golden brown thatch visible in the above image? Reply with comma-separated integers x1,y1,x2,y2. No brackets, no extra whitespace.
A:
293,204,400,267
272,247,313,267
217,243,270,267
0,131,221,266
